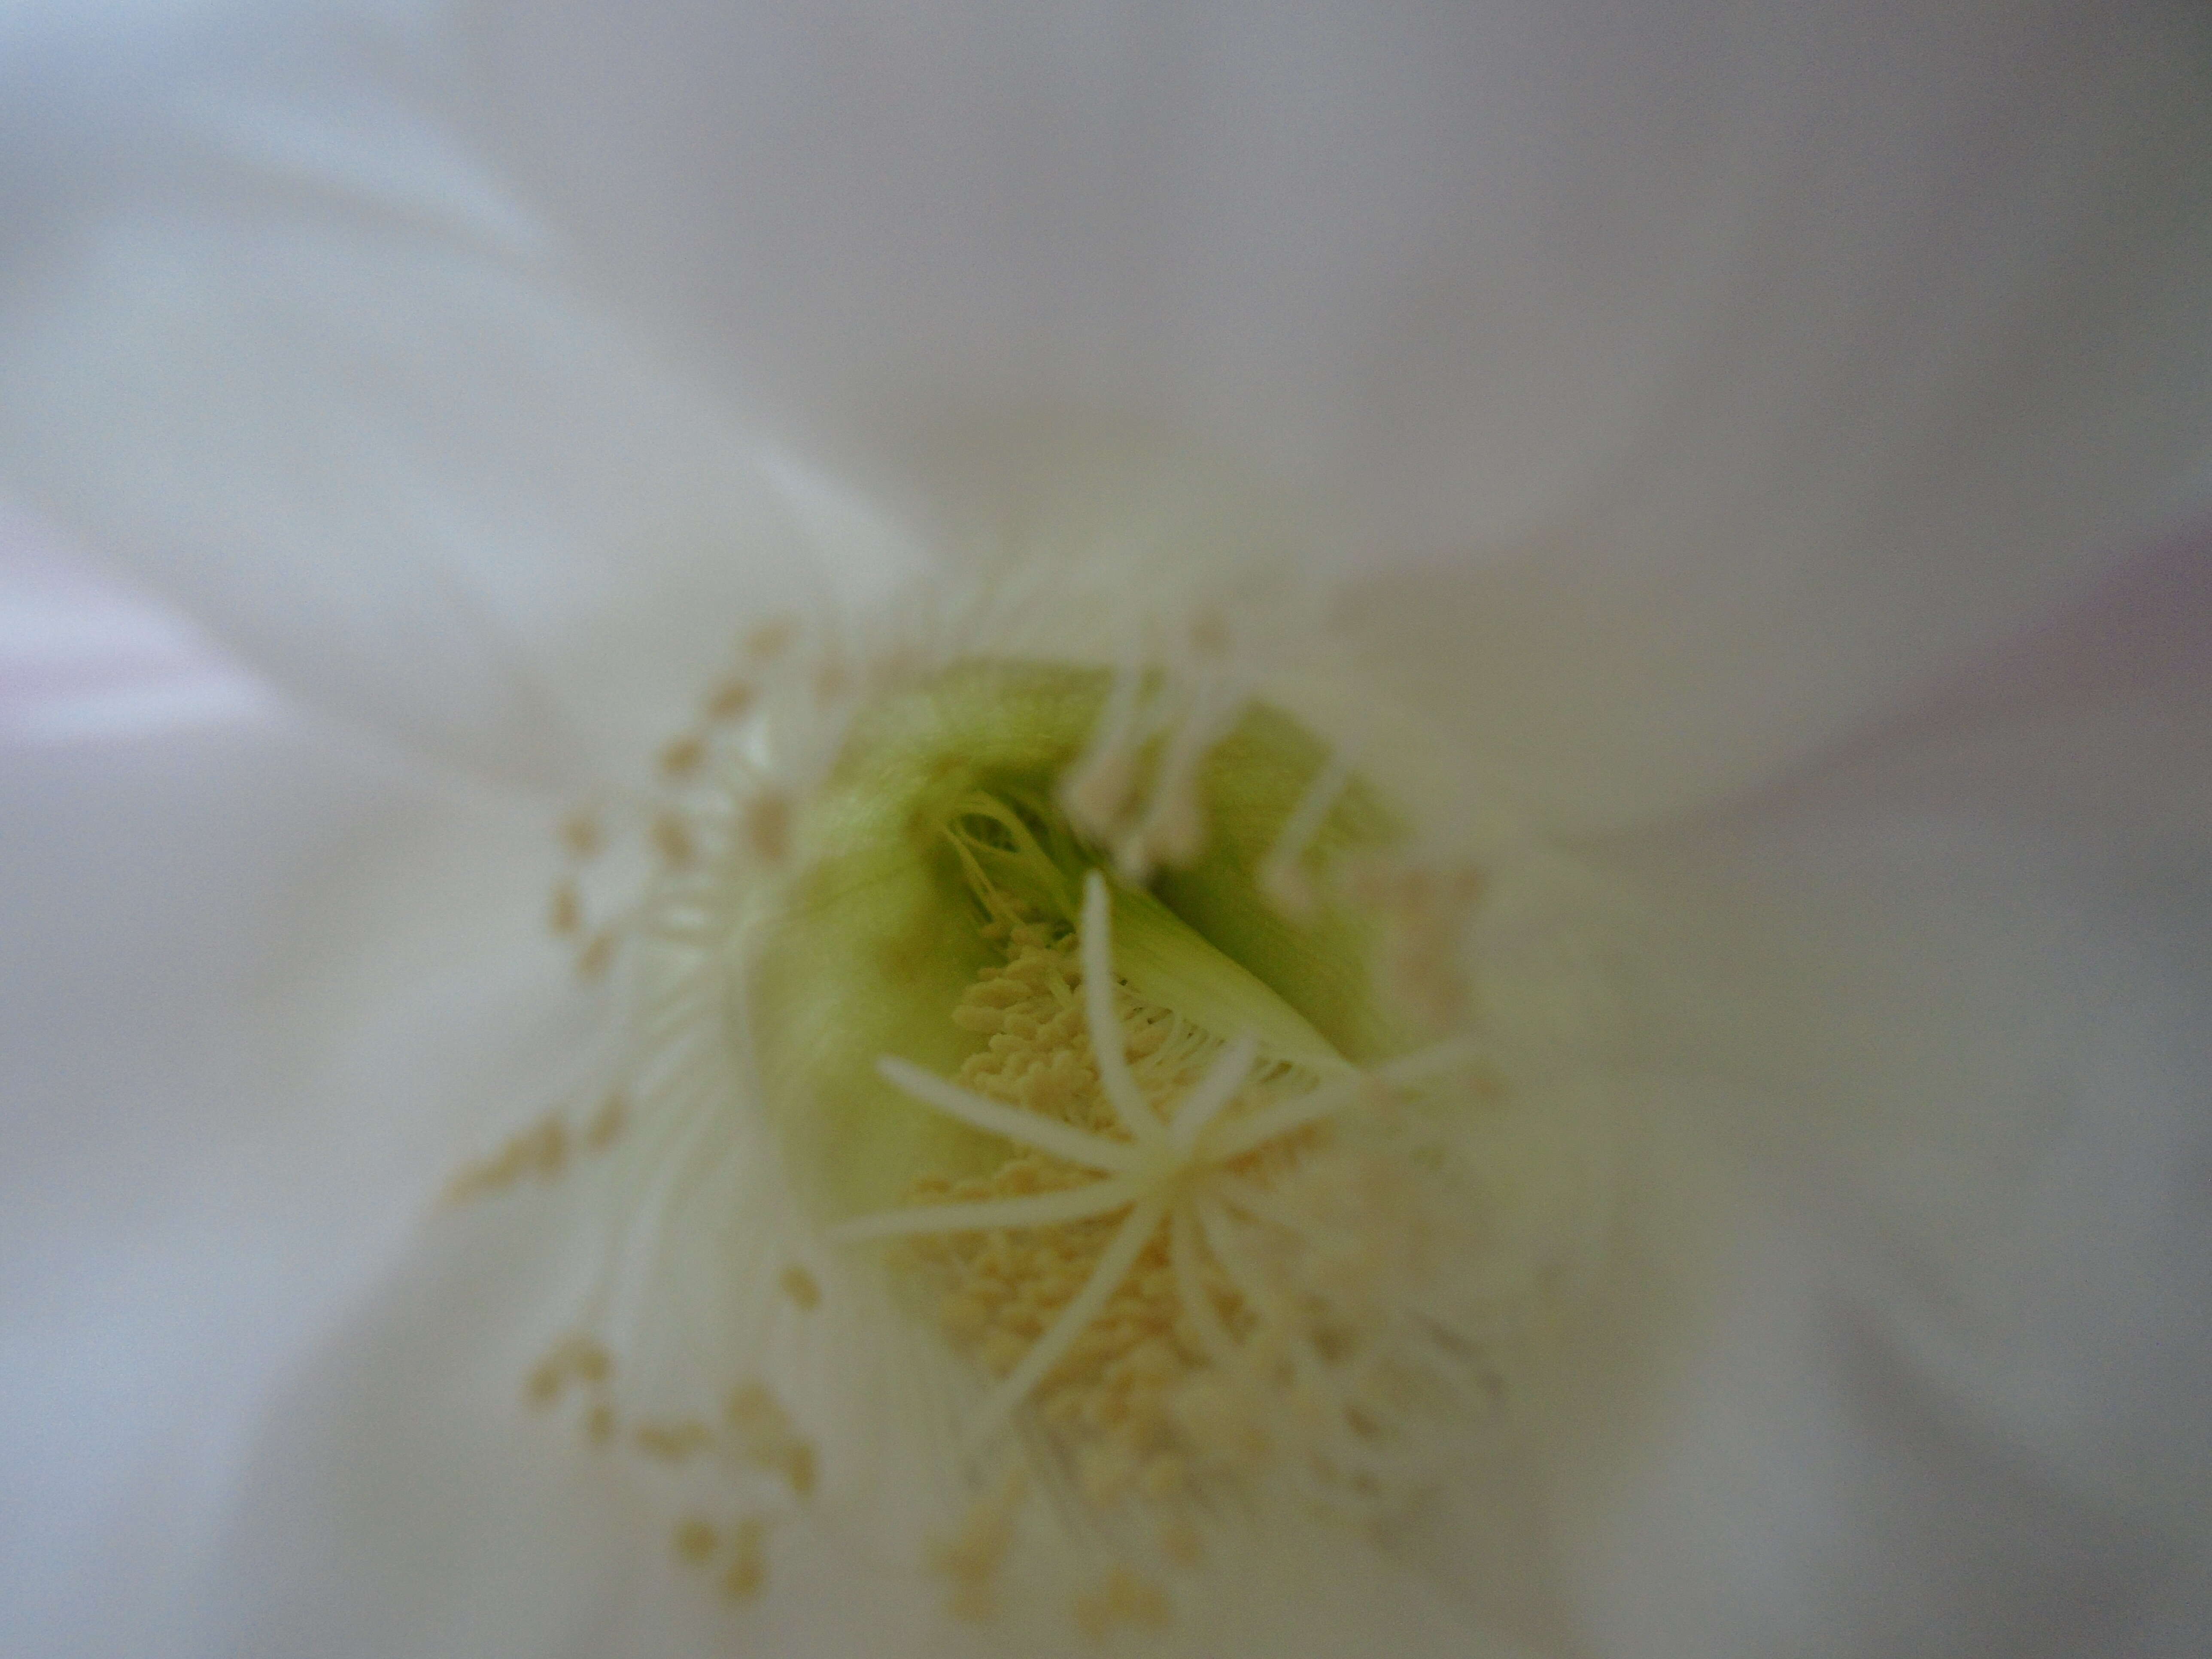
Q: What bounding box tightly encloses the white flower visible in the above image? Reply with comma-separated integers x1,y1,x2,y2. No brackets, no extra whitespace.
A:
3,2,2210,1656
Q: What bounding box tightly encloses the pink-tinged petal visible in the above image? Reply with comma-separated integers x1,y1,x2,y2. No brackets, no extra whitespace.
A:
3,5,915,787
0,211,884,788
0,604,612,1654
0,510,276,743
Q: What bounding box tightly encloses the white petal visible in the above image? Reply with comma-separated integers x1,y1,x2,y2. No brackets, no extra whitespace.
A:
453,0,1792,542
2,4,912,784
0,706,400,1656
462,0,2212,825
0,205,894,785
1559,681,2212,1653
1559,1215,2185,1659
194,1192,655,1659
0,575,616,1654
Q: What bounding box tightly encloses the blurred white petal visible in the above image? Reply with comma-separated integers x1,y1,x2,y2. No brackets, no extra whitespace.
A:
0,698,415,1659
0,213,908,784
465,0,2212,825
0,558,618,1655
1553,661,2212,1656
3,4,918,781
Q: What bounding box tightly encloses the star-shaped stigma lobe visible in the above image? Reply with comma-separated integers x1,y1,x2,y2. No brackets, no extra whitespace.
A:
829,871,1474,1461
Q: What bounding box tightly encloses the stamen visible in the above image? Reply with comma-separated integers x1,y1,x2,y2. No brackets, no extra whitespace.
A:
559,809,604,860
704,677,757,721
826,1179,1142,1244
1073,1566,1171,1637
576,930,617,982
659,734,707,779
720,1518,767,1602
1261,753,1351,918
1058,664,1146,835
959,1192,1170,1459
1122,678,1239,877
1202,1036,1481,1164
583,1091,629,1152
515,640,1601,1631
930,1468,1027,1621
1167,1032,1259,1152
745,617,798,662
1167,1201,1234,1362
745,792,793,863
548,878,583,936
651,812,696,868
1079,872,1165,1146
875,1057,1140,1175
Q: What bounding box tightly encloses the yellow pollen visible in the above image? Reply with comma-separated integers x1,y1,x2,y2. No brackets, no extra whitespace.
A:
705,676,757,721
658,733,707,779
1073,1567,1171,1638
672,1517,720,1565
548,878,583,937
746,793,793,863
559,810,604,860
840,870,1484,1544
745,617,798,663
583,1091,629,1152
778,1264,822,1311
575,930,617,983
720,1518,768,1602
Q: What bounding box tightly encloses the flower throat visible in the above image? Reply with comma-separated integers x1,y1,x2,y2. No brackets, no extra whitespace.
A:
476,629,1615,1636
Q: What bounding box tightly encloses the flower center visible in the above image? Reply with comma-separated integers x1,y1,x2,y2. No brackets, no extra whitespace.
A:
845,866,1488,1536
468,612,1620,1636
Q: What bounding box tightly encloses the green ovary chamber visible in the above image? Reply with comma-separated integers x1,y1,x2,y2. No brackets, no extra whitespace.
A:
742,660,1405,1217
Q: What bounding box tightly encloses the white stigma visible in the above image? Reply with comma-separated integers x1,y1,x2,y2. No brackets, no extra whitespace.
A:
833,871,1480,1462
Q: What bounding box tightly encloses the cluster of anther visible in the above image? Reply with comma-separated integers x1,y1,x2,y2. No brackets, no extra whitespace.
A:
443,1091,629,1204
525,1331,824,1605
833,871,1477,1618
1057,612,1248,883
541,616,830,985
1344,860,1487,1036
